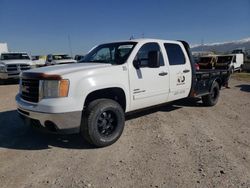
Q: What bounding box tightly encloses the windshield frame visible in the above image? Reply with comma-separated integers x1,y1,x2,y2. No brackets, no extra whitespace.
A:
80,42,137,65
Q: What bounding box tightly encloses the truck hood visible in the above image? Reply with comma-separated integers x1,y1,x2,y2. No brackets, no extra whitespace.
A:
0,59,32,65
25,63,112,75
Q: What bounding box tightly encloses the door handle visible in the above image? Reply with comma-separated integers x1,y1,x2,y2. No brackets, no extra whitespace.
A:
183,69,190,73
159,72,168,76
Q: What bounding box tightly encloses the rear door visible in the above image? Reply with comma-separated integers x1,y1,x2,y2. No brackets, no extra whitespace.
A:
164,43,192,101
129,42,170,111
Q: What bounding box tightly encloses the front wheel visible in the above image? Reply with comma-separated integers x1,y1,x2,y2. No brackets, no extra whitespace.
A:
81,99,125,147
202,81,220,106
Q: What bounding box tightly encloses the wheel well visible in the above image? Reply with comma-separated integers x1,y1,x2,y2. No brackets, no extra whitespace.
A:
84,88,126,111
213,78,222,89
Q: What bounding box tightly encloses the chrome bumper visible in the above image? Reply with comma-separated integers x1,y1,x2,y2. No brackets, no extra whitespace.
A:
0,72,20,79
17,107,82,134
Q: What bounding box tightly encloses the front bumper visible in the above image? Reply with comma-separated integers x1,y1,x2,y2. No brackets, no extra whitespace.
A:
0,72,20,79
17,107,82,134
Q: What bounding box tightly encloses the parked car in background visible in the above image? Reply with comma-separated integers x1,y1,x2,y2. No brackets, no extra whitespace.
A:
74,55,85,62
231,54,244,72
214,54,243,72
32,55,47,67
45,54,77,66
0,52,33,83
232,48,250,72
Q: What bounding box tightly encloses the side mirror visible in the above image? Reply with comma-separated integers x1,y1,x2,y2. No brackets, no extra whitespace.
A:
133,59,141,69
148,50,160,68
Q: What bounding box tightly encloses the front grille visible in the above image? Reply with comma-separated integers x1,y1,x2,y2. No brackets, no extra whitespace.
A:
21,79,40,103
20,64,31,70
6,64,31,72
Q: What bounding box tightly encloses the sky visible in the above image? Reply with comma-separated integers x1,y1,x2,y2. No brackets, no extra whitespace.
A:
0,0,249,55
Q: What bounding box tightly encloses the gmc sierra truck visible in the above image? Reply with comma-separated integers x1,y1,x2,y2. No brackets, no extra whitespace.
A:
16,39,229,147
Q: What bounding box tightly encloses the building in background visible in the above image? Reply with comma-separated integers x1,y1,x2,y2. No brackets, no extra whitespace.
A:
0,43,9,54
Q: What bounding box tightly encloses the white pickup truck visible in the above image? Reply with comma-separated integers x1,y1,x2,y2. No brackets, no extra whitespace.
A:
0,52,33,83
16,39,229,147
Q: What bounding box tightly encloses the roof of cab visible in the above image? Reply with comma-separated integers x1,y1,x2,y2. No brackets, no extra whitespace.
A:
107,38,183,44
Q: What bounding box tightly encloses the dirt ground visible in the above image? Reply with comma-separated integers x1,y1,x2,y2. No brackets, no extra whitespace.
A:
0,78,250,188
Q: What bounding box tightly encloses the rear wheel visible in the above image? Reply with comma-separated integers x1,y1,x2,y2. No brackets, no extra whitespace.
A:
81,99,125,147
202,81,220,106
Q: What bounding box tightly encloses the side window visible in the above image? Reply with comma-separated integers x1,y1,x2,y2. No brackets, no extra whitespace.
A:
91,48,112,62
135,43,164,67
164,43,185,65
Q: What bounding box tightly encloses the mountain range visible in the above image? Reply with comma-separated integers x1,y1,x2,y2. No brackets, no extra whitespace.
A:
191,37,250,53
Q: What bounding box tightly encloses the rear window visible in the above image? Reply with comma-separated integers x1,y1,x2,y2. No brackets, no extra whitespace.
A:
1,53,30,60
164,43,185,65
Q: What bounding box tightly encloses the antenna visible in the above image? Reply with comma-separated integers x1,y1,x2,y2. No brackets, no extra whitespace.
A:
68,34,73,57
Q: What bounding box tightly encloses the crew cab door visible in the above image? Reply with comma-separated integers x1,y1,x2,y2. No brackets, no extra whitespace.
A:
163,43,192,101
129,42,169,111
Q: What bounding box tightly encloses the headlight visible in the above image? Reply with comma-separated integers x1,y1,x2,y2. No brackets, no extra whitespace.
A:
0,63,6,72
41,79,69,99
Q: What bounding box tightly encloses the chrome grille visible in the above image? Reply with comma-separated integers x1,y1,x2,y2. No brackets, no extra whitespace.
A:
6,64,31,72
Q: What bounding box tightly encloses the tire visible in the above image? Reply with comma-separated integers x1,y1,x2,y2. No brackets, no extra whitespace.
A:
202,81,220,106
0,80,4,85
81,99,125,147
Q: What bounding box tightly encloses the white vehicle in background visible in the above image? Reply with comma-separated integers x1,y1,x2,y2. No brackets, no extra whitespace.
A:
231,54,244,72
0,52,33,83
231,49,250,72
32,55,47,67
214,54,243,72
45,54,77,66
0,43,8,53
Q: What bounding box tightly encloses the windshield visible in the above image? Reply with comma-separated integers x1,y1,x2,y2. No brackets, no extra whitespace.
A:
52,55,72,60
199,57,212,63
217,56,233,64
1,53,30,60
80,42,137,65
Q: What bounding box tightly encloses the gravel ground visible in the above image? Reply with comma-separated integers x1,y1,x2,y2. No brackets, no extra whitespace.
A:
0,78,250,188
